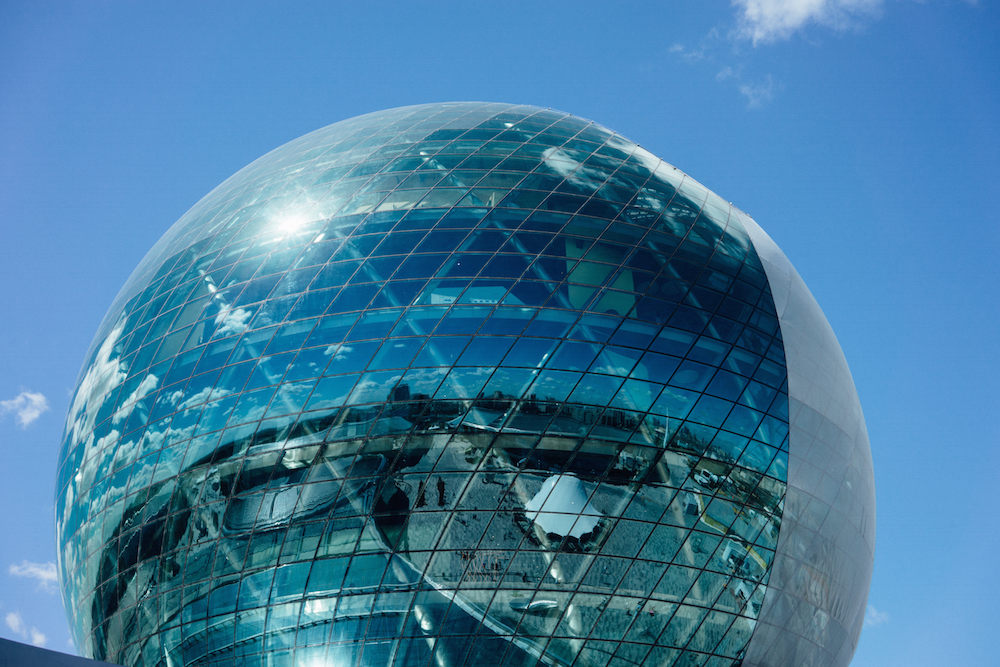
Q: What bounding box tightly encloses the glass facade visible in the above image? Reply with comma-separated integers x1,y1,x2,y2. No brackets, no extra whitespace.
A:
55,103,872,667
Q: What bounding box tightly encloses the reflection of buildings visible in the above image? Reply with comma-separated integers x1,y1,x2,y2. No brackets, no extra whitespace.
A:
56,103,874,667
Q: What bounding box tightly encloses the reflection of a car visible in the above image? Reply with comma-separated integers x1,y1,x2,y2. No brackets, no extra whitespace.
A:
694,469,720,487
508,598,560,613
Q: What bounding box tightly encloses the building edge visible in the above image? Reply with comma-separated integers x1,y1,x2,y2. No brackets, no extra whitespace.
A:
739,212,876,667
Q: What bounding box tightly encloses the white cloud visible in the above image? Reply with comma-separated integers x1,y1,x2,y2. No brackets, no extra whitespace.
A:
666,28,723,63
670,0,892,106
733,0,883,44
716,66,739,82
4,611,47,647
29,627,47,647
5,611,24,635
864,604,890,627
8,561,57,593
740,75,777,107
0,391,49,428
708,63,778,108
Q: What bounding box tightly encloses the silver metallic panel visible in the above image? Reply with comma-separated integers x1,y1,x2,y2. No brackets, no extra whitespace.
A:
739,213,875,667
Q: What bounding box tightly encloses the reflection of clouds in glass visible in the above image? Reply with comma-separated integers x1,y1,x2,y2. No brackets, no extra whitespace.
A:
66,427,121,516
134,422,197,458
129,456,158,491
108,435,142,474
529,371,580,402
349,372,404,404
275,383,312,402
269,382,315,416
251,310,282,330
325,344,352,359
541,147,581,179
630,146,671,181
230,389,274,425
436,366,494,399
544,145,626,194
214,307,253,338
112,373,159,424
483,368,537,400
65,321,127,450
307,375,359,411
590,351,636,376
94,428,121,454
179,386,226,410
613,379,659,413
401,368,448,395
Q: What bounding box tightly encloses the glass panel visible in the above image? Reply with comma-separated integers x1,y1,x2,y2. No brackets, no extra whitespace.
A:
304,374,360,411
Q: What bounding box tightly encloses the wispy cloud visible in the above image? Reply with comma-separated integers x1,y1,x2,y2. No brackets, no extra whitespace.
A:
667,28,724,64
31,628,48,647
4,611,47,647
740,75,777,108
669,0,895,105
715,65,779,108
864,604,890,627
0,391,49,428
716,65,740,82
9,560,58,594
733,0,883,45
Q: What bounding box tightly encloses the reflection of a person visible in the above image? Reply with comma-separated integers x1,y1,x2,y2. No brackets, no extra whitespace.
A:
437,476,446,506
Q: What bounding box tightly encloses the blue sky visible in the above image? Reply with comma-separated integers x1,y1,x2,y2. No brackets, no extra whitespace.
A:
0,1,996,665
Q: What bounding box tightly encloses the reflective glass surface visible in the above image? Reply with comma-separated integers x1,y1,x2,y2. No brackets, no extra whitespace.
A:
53,103,864,667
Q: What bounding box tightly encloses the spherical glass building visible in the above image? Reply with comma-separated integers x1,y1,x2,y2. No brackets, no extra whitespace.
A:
56,103,875,667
